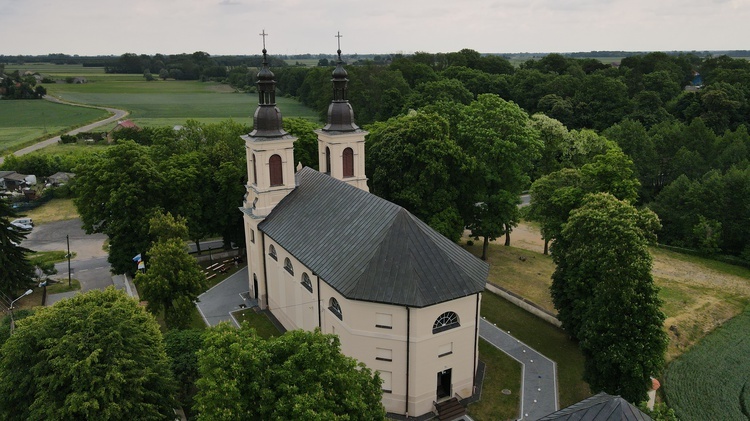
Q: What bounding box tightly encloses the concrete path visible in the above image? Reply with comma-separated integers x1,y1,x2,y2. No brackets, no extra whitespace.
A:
195,267,252,327
0,96,128,165
479,318,558,420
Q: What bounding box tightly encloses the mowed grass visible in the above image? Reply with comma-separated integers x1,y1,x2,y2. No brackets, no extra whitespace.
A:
664,307,750,421
233,308,282,339
480,291,589,408
0,100,109,153
468,340,523,420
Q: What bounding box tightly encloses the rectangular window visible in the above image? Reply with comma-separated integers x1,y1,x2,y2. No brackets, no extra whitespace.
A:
379,371,392,393
376,348,392,362
250,229,255,244
438,342,453,358
375,312,392,329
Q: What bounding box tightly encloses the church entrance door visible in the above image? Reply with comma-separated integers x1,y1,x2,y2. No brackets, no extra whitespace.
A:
253,275,259,300
436,368,452,400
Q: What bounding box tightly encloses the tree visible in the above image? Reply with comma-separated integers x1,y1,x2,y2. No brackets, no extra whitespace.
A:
551,193,666,403
284,117,320,171
0,289,177,420
135,212,206,329
0,199,34,294
366,111,472,241
456,94,541,258
527,169,585,254
195,325,385,420
158,68,169,80
164,329,204,416
73,141,165,274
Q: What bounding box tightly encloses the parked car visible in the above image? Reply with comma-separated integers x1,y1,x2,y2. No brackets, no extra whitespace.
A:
11,221,32,232
12,217,33,227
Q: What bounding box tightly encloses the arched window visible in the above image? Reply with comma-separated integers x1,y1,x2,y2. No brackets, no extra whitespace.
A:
269,154,283,186
329,297,343,320
252,153,257,185
342,147,354,178
284,257,294,275
301,273,313,293
432,311,460,334
325,147,331,175
268,244,277,260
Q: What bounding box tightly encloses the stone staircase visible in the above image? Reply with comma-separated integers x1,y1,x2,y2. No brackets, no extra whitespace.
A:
435,398,466,421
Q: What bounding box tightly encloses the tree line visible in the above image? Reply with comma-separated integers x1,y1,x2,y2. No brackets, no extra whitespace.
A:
0,289,384,420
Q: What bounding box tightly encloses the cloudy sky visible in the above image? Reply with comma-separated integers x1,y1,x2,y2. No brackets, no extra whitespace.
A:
1,0,747,56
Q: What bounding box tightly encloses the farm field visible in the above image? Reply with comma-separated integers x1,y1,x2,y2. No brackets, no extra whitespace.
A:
663,308,750,420
0,100,109,154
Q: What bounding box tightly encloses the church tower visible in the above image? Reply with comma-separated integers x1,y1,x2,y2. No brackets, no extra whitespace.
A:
242,32,296,308
316,33,369,192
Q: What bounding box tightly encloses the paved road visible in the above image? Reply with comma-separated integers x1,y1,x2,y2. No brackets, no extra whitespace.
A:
0,96,128,165
479,318,558,420
22,219,113,293
195,267,252,327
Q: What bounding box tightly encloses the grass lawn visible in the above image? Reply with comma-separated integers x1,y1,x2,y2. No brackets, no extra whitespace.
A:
467,340,523,420
232,308,282,339
14,278,82,310
480,291,589,408
23,198,79,224
0,100,109,153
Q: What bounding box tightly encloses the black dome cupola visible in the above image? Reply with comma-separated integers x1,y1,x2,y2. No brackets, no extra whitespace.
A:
323,31,359,132
250,30,288,138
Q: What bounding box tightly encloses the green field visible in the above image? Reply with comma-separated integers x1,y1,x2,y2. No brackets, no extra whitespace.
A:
664,307,750,420
40,70,320,129
0,100,109,154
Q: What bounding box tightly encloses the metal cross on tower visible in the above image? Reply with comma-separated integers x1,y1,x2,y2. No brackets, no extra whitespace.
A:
260,29,268,50
336,31,343,60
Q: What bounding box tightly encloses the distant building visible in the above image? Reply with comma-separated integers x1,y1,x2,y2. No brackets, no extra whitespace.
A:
47,172,75,186
107,120,141,141
0,171,28,191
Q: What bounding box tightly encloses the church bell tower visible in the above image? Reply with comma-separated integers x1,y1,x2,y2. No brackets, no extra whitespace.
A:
242,31,296,309
316,32,369,192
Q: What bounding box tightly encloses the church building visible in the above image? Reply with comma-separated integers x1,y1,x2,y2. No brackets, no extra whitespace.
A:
240,43,488,418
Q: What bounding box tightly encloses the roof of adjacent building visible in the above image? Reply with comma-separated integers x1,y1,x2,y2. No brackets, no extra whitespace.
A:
538,393,652,421
258,167,488,308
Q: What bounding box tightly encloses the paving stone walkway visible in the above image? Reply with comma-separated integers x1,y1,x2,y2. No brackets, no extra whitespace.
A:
195,267,252,327
479,318,558,420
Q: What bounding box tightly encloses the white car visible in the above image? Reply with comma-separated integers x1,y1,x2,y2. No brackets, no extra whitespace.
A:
12,218,33,227
11,221,32,231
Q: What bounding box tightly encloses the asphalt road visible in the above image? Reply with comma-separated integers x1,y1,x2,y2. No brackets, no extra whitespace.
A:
0,96,128,165
22,218,113,292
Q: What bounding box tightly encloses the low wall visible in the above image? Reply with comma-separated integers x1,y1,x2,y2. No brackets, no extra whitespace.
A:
194,248,241,264
485,282,562,328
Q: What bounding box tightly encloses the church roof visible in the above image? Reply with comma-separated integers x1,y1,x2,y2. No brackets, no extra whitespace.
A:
538,392,652,421
259,167,488,308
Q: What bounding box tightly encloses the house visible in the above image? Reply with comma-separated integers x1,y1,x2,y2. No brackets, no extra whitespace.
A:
47,172,75,186
538,392,652,421
241,48,488,418
0,171,28,191
107,119,141,141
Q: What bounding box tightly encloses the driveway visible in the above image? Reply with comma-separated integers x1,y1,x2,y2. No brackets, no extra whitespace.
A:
22,218,113,292
195,267,252,327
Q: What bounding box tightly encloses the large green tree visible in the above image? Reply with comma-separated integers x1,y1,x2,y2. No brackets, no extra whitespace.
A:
135,212,206,329
366,111,472,241
551,193,666,403
0,199,35,294
456,94,541,258
195,325,385,420
74,140,164,274
0,289,177,420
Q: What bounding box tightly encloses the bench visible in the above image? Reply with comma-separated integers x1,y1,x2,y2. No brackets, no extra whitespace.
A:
207,273,217,280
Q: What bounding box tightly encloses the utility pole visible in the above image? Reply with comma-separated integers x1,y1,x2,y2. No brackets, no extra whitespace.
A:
67,234,71,288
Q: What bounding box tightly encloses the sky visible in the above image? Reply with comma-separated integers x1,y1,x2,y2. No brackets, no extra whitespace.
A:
1,0,748,56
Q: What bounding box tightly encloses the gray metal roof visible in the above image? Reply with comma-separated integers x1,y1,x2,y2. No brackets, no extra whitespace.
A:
538,393,652,421
259,167,488,308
